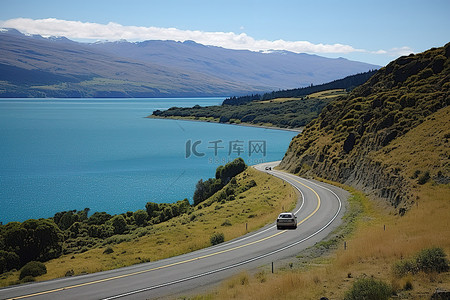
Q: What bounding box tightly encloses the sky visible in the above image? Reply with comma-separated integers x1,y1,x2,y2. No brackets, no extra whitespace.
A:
1,0,449,66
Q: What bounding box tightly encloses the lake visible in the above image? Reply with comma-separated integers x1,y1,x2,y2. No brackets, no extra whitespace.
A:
0,98,298,223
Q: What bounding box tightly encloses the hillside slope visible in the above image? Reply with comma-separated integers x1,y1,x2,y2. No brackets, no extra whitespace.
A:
91,40,379,91
280,43,450,211
0,29,258,97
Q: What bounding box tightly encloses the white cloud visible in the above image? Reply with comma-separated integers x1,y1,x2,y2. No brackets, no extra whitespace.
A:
0,17,367,54
0,17,409,58
387,46,415,57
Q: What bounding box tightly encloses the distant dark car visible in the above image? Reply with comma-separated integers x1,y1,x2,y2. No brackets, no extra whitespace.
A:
276,212,297,229
265,166,271,170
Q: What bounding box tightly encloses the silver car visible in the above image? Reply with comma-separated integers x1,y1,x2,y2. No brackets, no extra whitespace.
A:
276,212,297,229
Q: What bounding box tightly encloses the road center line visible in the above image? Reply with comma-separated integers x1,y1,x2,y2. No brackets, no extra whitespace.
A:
7,173,321,300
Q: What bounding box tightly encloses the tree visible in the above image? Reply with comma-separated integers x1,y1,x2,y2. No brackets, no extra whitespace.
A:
0,250,20,273
87,212,112,225
145,202,160,218
133,210,148,226
110,215,127,235
216,158,247,184
193,178,223,206
2,219,63,265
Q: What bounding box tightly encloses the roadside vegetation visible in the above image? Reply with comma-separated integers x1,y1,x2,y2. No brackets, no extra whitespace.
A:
191,182,449,299
188,43,450,300
0,162,296,286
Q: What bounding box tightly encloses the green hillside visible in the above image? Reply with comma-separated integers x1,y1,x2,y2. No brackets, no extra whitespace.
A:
222,70,377,105
280,43,450,211
152,91,336,129
194,43,450,300
150,72,379,129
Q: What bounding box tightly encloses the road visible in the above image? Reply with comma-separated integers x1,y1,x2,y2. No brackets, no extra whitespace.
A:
0,161,348,300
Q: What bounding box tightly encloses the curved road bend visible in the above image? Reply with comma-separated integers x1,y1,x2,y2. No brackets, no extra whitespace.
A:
0,161,348,300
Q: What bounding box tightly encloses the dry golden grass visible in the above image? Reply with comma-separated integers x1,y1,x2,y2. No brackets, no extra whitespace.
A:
0,167,296,286
256,89,347,104
196,184,449,300
307,89,347,99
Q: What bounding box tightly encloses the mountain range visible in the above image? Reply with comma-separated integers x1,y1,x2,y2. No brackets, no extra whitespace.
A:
0,28,379,98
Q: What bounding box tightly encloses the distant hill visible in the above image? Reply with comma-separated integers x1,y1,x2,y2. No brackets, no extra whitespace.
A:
0,29,256,97
91,40,380,92
280,43,450,212
222,70,377,105
0,28,379,98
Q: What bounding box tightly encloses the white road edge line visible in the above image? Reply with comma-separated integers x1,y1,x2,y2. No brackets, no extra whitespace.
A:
102,173,342,300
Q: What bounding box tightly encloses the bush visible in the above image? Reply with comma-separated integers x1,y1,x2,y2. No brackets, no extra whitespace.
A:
221,219,232,226
210,232,225,245
21,275,36,283
417,171,430,184
110,215,127,234
103,247,114,254
393,247,449,276
344,277,392,300
133,210,148,227
2,219,63,264
19,261,47,280
0,250,20,273
393,259,417,277
415,247,449,273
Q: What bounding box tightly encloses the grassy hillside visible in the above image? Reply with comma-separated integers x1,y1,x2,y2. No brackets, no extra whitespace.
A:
193,106,450,299
281,43,450,211
196,180,449,299
151,89,346,129
222,70,377,105
188,43,449,299
0,167,296,286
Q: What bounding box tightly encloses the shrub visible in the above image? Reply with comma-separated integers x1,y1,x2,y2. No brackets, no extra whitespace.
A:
87,211,112,225
404,280,413,291
103,247,114,254
210,232,225,245
0,250,20,273
102,234,132,245
221,219,232,226
415,247,449,273
110,215,127,234
133,210,148,227
344,277,392,300
21,276,36,283
19,261,47,280
417,171,430,184
393,247,449,276
393,259,417,277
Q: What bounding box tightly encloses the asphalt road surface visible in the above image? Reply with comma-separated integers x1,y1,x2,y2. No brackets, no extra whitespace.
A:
0,161,348,300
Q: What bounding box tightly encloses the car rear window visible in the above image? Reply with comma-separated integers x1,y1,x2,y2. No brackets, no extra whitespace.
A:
280,214,293,218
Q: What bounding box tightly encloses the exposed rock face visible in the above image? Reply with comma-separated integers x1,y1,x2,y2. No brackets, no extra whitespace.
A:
280,43,450,210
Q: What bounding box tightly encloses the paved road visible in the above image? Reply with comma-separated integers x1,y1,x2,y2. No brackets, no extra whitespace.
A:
0,161,348,300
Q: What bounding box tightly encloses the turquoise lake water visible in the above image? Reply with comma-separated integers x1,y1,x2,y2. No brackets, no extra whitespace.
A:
0,98,298,223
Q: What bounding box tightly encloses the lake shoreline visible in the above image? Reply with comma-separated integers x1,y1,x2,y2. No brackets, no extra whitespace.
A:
146,115,304,133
